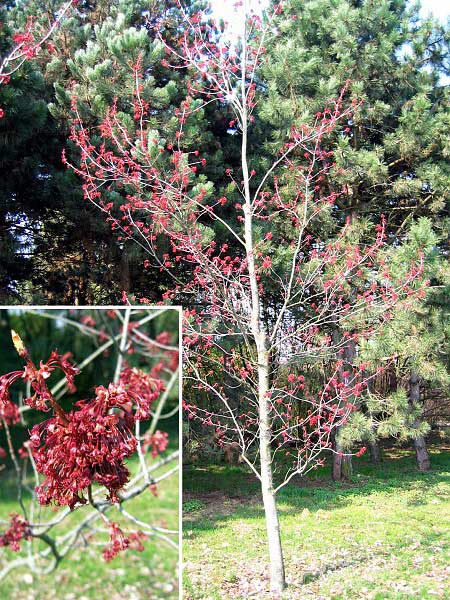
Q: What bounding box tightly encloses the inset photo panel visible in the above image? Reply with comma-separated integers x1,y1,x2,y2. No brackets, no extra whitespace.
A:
0,307,181,599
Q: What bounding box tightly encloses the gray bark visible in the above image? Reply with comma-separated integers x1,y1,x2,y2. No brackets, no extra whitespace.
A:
257,341,286,592
414,435,431,471
241,31,286,588
368,441,382,465
409,371,431,472
332,441,353,481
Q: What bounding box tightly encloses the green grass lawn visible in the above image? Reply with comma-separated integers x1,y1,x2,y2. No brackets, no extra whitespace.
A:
0,451,179,600
183,444,450,599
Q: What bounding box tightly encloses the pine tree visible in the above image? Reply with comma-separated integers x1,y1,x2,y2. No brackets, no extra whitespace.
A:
1,0,211,302
351,218,450,470
0,0,118,303
261,0,450,477
262,0,449,232
49,0,221,300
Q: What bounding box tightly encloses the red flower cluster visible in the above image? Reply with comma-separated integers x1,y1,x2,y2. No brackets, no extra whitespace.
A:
0,395,20,426
0,349,79,414
11,30,34,46
143,429,169,458
118,367,165,420
31,384,140,508
30,366,165,508
25,351,79,411
0,514,31,551
0,371,24,407
0,332,166,508
102,521,145,561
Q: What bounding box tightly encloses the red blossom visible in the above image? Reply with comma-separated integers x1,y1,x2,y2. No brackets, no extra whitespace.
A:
262,256,272,269
156,331,171,345
102,521,145,561
0,368,24,414
24,351,79,410
0,397,20,425
143,429,169,458
80,315,96,327
31,384,140,508
18,442,31,460
0,336,79,415
102,522,129,561
118,367,165,420
0,514,31,551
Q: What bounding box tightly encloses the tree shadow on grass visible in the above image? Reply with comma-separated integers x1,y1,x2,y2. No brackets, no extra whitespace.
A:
183,446,450,537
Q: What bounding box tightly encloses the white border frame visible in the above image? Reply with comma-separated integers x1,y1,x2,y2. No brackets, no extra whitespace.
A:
0,304,183,597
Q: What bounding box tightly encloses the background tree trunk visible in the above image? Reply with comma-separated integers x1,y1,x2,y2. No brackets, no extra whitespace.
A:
368,441,382,465
119,248,131,292
414,435,431,472
409,370,431,472
332,339,356,481
332,441,353,481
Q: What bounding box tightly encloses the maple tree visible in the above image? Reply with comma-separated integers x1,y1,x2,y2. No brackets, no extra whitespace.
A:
63,2,432,591
63,0,433,591
0,307,179,578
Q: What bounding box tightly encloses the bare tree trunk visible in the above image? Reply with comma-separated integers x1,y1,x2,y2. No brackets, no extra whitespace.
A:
409,370,431,472
240,11,286,589
258,342,285,593
245,178,286,592
332,440,353,481
332,339,355,481
239,10,286,587
368,441,382,465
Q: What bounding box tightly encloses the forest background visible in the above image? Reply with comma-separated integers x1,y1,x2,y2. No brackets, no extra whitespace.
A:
0,0,448,305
